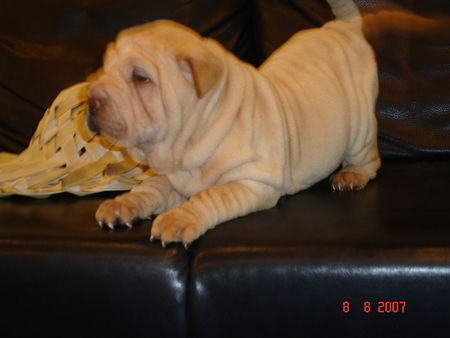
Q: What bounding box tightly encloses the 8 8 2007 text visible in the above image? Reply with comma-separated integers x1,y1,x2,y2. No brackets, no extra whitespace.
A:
342,301,407,313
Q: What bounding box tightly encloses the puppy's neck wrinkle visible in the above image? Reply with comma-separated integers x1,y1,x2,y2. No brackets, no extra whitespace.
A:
177,52,248,171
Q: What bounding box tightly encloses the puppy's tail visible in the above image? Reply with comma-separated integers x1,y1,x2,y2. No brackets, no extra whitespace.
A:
326,0,362,30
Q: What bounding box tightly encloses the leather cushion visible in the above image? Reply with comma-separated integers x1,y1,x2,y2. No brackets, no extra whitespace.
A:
189,159,450,338
0,194,190,338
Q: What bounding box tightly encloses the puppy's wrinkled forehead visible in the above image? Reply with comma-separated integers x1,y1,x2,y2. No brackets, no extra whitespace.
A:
99,20,223,99
105,20,202,64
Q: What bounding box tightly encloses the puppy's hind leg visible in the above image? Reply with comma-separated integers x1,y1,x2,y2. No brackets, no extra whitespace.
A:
330,140,381,192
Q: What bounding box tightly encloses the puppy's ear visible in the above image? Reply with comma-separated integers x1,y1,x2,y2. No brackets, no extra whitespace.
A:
177,44,223,99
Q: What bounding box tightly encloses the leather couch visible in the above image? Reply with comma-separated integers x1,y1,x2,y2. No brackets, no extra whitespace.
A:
1,1,449,337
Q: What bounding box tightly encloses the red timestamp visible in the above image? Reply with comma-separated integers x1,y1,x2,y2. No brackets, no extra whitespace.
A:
342,301,407,313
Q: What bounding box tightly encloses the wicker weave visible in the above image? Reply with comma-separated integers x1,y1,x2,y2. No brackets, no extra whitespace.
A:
0,82,153,198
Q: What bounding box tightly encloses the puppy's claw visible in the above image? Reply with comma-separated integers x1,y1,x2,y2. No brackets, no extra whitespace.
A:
161,241,167,248
149,235,155,243
107,222,115,230
125,222,133,229
183,242,190,250
98,220,104,228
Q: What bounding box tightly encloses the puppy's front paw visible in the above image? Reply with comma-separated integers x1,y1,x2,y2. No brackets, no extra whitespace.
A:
150,208,202,248
95,192,151,230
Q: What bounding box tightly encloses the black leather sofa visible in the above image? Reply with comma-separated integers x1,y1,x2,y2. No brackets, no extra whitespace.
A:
1,1,449,337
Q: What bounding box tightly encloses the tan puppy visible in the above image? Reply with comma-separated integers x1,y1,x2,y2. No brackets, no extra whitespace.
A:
88,0,380,248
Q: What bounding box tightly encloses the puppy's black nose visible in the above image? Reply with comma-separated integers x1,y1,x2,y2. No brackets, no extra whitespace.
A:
88,97,103,115
87,112,99,133
87,97,103,133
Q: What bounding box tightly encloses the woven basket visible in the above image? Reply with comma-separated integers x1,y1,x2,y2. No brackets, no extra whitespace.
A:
0,82,153,198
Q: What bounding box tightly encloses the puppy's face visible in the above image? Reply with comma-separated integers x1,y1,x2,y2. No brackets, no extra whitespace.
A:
87,20,223,150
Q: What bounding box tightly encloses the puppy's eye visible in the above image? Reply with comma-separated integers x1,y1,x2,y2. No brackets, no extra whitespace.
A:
132,68,151,84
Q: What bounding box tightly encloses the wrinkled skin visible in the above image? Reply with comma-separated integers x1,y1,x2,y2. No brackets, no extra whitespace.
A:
88,8,380,248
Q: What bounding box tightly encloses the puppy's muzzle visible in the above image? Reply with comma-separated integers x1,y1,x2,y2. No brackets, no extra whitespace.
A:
86,94,128,140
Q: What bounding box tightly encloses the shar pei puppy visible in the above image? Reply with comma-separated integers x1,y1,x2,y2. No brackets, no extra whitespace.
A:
87,0,381,248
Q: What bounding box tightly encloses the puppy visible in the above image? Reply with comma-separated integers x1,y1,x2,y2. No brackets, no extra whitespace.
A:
88,0,380,248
